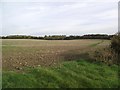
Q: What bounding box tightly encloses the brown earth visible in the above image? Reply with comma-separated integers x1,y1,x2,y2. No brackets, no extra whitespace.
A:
2,39,110,71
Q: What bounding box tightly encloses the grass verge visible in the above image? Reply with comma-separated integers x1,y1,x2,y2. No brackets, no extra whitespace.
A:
2,60,119,88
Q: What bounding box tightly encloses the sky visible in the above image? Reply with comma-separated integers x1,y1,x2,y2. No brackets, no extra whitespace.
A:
0,0,119,36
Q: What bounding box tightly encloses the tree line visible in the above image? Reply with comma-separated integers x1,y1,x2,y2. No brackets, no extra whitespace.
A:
1,34,114,40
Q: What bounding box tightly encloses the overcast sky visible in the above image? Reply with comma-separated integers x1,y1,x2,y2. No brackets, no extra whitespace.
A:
1,0,118,36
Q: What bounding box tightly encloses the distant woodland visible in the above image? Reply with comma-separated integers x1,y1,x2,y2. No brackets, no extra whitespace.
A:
1,34,114,40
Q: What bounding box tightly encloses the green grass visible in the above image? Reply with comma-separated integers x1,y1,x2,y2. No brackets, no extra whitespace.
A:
90,40,104,47
2,60,119,88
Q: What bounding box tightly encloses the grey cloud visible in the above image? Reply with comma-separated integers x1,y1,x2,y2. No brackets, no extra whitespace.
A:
1,1,118,36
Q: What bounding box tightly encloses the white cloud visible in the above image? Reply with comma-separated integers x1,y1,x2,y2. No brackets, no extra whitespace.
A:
1,1,118,36
1,0,119,3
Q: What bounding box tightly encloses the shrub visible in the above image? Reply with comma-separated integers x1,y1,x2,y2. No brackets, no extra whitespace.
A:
110,33,120,64
110,33,120,54
90,33,120,65
91,48,117,65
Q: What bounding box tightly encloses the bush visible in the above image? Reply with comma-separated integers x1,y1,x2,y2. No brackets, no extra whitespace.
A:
91,48,117,65
110,33,120,64
111,33,120,54
90,33,120,65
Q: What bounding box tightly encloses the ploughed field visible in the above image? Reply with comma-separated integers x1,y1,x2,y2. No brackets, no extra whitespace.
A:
2,39,119,88
2,39,109,71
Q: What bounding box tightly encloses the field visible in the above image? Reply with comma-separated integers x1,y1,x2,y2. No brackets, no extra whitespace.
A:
2,39,119,88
